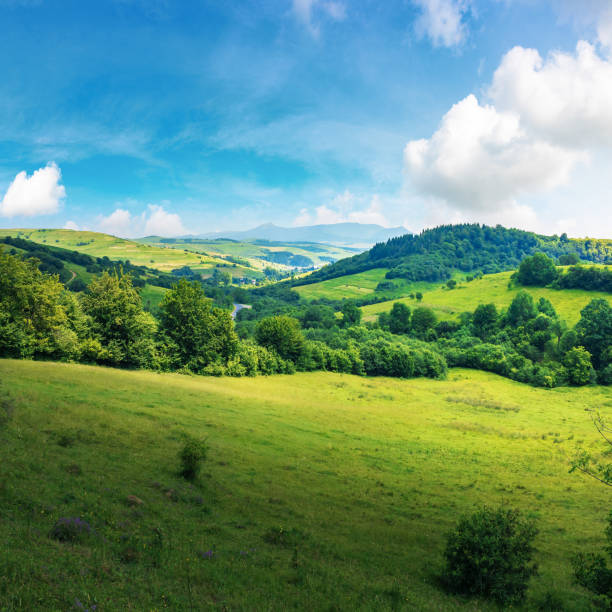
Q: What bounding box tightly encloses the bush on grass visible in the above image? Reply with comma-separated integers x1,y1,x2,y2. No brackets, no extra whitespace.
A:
442,506,538,605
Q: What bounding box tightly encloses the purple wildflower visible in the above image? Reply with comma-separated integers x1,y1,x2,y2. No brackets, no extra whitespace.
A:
198,549,215,559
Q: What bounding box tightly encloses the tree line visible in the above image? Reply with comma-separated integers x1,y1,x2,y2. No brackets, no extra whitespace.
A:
2,243,610,387
0,247,446,380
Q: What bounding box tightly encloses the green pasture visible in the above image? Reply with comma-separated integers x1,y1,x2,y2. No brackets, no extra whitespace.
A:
139,237,358,270
140,284,168,312
1,359,609,610
294,268,464,302
361,271,612,326
0,229,248,274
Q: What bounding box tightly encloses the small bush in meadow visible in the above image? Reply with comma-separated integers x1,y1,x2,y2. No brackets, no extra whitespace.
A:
179,437,207,480
442,506,538,605
49,517,93,543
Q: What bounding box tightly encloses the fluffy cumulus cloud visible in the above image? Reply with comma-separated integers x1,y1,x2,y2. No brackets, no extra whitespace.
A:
63,220,80,230
292,0,346,36
294,190,390,226
143,204,187,236
413,0,471,48
404,34,612,232
96,204,186,238
404,94,580,211
0,163,66,217
97,208,134,237
489,41,612,148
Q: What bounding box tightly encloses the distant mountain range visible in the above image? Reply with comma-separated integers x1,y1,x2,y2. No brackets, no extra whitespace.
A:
195,222,409,247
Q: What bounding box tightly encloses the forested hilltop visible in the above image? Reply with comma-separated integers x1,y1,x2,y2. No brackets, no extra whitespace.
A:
295,224,612,285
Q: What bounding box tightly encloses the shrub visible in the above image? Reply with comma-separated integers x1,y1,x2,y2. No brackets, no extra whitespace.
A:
599,364,612,386
49,517,93,543
563,347,595,386
571,509,612,606
255,315,305,362
179,437,207,480
442,506,538,605
516,252,558,286
572,552,612,604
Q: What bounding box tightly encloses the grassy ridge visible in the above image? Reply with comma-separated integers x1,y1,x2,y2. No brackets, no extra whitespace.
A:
139,237,358,270
0,229,256,276
361,271,612,326
1,359,609,609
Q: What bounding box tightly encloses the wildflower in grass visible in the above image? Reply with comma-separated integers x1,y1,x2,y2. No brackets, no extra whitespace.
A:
198,549,215,559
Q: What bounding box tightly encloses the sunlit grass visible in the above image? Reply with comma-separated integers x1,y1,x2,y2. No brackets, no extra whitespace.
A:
361,270,612,325
0,228,254,275
1,359,609,609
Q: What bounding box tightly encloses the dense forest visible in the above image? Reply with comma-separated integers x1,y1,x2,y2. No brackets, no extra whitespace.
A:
295,224,612,286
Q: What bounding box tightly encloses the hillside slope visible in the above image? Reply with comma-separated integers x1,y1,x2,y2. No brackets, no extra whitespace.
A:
296,224,612,287
0,359,609,610
138,236,359,270
359,269,612,326
0,229,257,277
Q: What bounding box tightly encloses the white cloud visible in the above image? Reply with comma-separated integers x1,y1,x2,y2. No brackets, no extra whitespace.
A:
292,0,346,36
0,163,66,217
404,94,580,211
413,0,471,48
402,31,612,235
489,41,612,148
63,220,79,231
97,208,135,237
294,191,390,226
143,204,186,236
95,204,186,238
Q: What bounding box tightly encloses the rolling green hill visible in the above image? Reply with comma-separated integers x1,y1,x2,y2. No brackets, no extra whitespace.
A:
1,359,610,610
138,236,359,271
296,224,612,288
0,229,259,278
361,270,612,326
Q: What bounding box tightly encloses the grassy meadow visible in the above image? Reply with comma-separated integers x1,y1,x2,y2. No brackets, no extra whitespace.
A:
139,237,359,270
1,359,610,610
355,271,612,326
0,229,258,277
293,268,438,301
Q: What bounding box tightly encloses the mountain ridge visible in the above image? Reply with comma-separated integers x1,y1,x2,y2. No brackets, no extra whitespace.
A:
195,222,409,246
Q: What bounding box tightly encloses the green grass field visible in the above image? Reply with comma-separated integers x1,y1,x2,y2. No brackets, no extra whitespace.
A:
140,284,168,312
0,229,258,277
294,268,465,302
361,271,612,326
1,359,610,610
139,237,359,271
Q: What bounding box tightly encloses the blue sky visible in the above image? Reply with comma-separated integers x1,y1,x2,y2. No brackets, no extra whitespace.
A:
0,0,611,237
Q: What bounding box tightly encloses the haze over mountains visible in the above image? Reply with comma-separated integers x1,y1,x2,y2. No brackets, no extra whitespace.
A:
196,223,409,247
